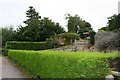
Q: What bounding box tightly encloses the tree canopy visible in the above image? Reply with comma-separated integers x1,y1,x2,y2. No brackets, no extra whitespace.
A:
65,14,94,39
1,26,16,47
17,6,41,41
99,14,120,32
107,14,120,31
17,6,65,42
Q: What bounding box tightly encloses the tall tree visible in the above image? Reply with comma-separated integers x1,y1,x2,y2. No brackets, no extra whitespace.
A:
1,26,16,47
39,17,65,41
17,6,65,42
65,14,93,39
17,6,41,41
99,14,120,32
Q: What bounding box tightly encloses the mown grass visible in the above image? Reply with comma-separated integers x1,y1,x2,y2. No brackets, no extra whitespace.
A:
8,50,119,78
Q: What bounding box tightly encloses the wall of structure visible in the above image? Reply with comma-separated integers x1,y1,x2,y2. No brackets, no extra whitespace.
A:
118,1,120,14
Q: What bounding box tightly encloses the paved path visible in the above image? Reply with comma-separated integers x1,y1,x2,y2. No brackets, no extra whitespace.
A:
0,56,26,78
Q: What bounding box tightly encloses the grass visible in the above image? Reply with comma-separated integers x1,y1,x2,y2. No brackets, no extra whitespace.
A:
8,50,119,78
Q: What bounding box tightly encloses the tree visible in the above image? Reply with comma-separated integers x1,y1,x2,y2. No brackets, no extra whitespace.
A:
1,26,16,47
17,6,65,42
65,14,93,39
16,25,28,41
89,31,96,45
100,14,120,31
98,27,107,31
17,6,41,41
39,17,65,41
65,14,84,33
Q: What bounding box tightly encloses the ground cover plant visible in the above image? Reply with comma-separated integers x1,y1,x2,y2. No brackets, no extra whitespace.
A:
8,50,119,78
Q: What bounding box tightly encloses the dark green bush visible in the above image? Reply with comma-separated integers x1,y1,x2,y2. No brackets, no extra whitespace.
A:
8,50,118,78
46,37,61,49
89,31,96,45
46,38,56,49
5,41,47,50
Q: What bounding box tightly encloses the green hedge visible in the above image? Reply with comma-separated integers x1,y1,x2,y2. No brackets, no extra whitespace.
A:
8,50,118,78
57,32,80,40
5,41,47,50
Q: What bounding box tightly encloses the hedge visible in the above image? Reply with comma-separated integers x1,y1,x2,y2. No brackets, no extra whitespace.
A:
57,32,80,40
8,50,118,78
5,41,47,50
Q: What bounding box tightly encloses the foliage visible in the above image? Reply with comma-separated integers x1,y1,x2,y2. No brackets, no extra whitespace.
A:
98,27,108,31
16,6,41,41
89,31,96,45
99,14,120,32
57,32,80,40
39,18,65,41
94,31,120,52
46,37,58,49
16,6,65,42
5,41,47,50
56,32,80,45
8,50,118,78
1,26,17,47
107,14,120,31
65,14,93,39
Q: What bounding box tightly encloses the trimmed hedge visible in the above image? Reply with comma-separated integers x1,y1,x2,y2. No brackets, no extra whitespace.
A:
5,41,47,50
57,32,80,40
8,50,118,78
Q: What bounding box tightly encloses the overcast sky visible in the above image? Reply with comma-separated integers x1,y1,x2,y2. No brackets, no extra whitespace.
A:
0,0,119,32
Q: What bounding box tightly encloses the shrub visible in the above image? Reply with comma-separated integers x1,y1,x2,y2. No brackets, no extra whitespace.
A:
5,41,47,50
94,31,120,52
46,37,59,49
56,32,80,45
8,50,118,78
89,31,96,45
57,32,80,40
46,38,54,49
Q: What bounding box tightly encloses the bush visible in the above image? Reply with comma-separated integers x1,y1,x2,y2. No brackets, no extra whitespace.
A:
56,32,80,45
89,31,96,45
5,41,47,50
57,32,80,40
46,38,54,49
46,37,59,49
8,50,118,78
94,31,120,52
0,48,8,56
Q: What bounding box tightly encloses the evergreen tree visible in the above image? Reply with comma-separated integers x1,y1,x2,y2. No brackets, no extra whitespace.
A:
65,14,93,39
39,17,65,41
1,26,16,47
19,6,41,41
17,6,65,41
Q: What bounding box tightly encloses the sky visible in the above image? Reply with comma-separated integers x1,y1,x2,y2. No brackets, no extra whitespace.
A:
0,0,120,32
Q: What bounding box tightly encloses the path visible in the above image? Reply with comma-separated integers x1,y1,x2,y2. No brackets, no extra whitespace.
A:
0,56,27,78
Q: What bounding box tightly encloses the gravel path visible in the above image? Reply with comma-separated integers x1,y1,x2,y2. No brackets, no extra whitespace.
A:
0,56,27,78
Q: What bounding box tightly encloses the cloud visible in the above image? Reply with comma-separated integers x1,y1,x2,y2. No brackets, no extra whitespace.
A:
0,0,119,31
